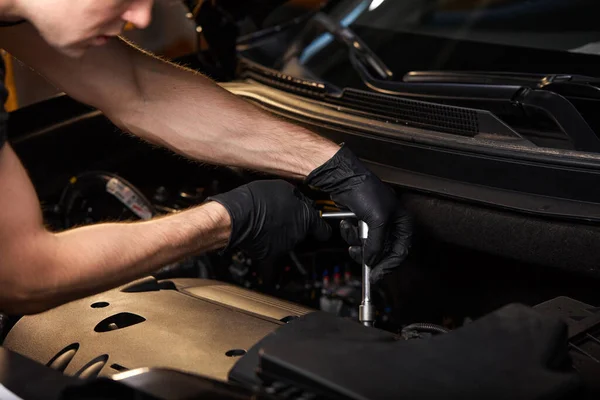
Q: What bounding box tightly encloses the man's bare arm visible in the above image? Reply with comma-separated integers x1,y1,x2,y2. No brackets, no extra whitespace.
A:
0,144,231,315
0,23,339,179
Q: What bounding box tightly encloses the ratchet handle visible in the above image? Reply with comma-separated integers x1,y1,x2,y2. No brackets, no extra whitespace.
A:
358,220,374,327
320,210,369,241
321,211,374,327
320,211,357,219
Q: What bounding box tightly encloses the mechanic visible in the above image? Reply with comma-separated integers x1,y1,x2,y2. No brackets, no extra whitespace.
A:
0,0,411,315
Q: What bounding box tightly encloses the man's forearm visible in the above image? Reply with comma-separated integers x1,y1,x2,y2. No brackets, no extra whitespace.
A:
6,202,230,315
111,42,339,179
0,28,337,178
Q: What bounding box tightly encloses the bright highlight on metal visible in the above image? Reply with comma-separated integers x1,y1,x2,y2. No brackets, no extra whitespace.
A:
369,0,385,11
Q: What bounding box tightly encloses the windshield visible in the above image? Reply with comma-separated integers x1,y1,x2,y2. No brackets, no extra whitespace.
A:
261,0,600,88
349,0,600,54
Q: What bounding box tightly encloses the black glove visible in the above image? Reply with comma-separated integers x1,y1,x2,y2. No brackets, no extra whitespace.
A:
207,180,332,262
305,145,412,283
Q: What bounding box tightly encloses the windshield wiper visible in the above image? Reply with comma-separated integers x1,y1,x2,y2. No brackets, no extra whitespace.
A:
278,12,393,81
403,71,600,100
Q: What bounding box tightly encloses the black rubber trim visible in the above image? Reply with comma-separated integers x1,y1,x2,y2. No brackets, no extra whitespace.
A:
366,161,600,224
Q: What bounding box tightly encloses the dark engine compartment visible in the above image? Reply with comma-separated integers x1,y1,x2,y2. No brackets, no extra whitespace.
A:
4,91,600,399
7,94,600,332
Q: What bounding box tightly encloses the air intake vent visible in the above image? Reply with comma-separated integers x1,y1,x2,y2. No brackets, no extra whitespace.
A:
244,71,328,99
94,313,146,333
74,354,108,379
330,89,479,137
47,343,79,372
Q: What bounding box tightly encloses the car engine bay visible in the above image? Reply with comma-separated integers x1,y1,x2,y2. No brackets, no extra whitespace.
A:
3,1,600,396
1,92,600,399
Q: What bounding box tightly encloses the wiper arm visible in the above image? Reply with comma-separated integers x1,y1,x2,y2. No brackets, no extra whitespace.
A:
404,71,599,86
312,13,393,80
403,70,600,100
280,12,393,81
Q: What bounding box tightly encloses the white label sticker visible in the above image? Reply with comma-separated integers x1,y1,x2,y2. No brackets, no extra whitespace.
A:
106,178,153,220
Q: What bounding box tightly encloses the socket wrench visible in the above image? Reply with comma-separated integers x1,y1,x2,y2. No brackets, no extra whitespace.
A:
321,211,375,327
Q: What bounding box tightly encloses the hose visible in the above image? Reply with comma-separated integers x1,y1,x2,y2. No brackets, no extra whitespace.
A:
401,323,450,335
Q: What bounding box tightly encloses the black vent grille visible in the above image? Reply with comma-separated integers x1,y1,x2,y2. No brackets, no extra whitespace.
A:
243,71,328,99
240,62,481,136
330,89,479,137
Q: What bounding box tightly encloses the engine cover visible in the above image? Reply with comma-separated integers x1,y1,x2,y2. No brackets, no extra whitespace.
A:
3,277,312,381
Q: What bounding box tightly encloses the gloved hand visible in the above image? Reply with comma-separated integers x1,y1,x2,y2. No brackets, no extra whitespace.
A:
207,180,331,262
305,145,412,283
